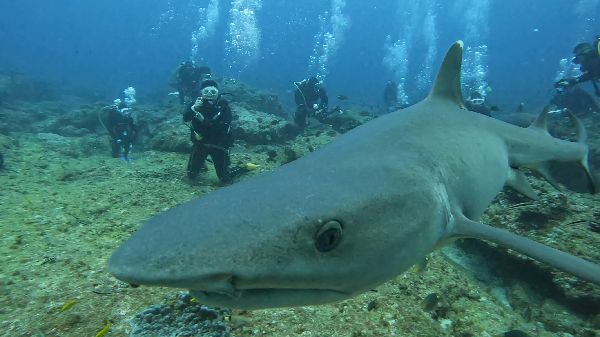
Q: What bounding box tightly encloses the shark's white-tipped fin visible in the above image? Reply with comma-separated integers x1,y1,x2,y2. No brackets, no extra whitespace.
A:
427,40,465,108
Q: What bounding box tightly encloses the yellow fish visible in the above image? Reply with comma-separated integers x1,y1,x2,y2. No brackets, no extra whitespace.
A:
59,299,77,313
94,321,111,337
242,163,260,171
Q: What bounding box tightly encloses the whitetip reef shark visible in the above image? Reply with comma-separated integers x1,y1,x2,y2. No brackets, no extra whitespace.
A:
109,41,600,309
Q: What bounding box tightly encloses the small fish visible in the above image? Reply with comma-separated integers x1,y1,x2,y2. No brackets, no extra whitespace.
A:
421,293,440,312
336,95,349,100
494,330,530,337
190,297,199,304
59,299,77,313
412,256,429,273
94,321,111,337
225,314,252,328
242,163,260,171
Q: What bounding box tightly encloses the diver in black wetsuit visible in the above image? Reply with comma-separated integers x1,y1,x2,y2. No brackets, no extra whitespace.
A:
104,101,137,161
293,77,329,129
550,85,600,117
172,61,212,105
183,79,246,184
555,38,600,97
464,91,493,117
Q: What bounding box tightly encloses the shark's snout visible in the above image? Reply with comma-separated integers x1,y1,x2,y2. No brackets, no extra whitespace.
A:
109,244,238,297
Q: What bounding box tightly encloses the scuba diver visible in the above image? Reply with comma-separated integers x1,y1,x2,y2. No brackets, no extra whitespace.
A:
550,85,600,117
383,80,398,112
171,61,212,105
555,37,600,96
183,79,255,184
464,91,494,116
293,76,329,130
100,100,137,161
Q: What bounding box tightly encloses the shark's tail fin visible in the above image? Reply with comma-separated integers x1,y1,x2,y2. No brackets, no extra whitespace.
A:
527,107,597,194
427,41,465,108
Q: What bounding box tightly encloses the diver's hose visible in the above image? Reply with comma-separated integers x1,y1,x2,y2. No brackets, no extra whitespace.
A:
98,106,112,137
294,81,309,110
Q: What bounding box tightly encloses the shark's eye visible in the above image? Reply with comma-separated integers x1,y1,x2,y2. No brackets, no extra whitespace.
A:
315,220,343,252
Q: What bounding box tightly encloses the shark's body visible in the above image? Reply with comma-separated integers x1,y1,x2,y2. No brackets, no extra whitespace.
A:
109,42,600,309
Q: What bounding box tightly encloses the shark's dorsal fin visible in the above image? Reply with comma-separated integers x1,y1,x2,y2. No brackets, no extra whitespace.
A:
427,40,465,108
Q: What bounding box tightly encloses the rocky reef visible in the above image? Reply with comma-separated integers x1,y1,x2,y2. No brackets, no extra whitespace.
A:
129,293,230,337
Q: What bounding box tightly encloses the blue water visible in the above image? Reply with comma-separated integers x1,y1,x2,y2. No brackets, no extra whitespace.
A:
1,0,598,109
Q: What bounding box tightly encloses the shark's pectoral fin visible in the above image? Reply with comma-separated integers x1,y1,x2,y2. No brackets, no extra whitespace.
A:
451,213,600,285
506,168,539,200
427,41,466,108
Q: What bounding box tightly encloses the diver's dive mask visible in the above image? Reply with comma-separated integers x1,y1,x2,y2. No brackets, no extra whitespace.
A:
201,86,219,104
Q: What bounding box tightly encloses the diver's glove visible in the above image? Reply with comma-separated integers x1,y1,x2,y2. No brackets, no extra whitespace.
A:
554,78,576,89
192,98,205,121
194,112,205,123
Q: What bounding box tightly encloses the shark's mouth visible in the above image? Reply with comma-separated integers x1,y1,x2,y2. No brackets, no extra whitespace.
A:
189,287,352,309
